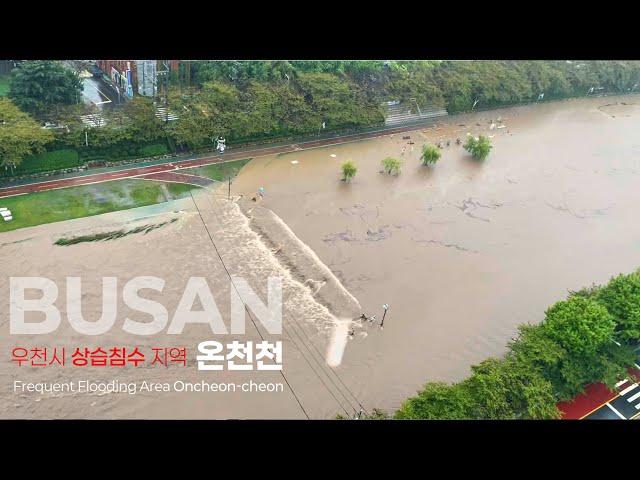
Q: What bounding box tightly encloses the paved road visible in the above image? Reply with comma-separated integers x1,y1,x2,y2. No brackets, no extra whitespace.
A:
0,121,441,200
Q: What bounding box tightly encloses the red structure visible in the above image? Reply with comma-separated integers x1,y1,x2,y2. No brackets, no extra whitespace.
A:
95,60,181,98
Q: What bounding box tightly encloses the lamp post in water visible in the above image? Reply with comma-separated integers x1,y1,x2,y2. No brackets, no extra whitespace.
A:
381,304,389,327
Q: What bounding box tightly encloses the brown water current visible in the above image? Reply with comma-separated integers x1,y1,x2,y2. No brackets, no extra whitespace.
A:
2,95,640,418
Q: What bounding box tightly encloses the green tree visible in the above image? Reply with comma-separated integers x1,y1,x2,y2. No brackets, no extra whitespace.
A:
543,296,615,356
0,98,53,171
465,357,560,419
596,271,640,342
122,96,165,143
9,61,83,117
421,143,441,165
381,157,402,175
341,161,357,182
395,382,472,420
464,135,492,160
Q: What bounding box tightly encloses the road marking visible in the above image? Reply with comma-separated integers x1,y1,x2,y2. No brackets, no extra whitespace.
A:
619,383,638,396
615,379,629,388
627,390,640,403
606,403,627,419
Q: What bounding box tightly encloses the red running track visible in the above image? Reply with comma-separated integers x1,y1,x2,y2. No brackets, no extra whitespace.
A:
557,366,640,419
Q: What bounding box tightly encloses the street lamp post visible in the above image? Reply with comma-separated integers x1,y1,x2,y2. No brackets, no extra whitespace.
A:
381,304,389,327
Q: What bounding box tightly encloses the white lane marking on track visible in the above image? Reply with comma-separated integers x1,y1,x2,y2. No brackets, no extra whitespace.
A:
627,390,640,403
606,403,627,419
619,383,638,396
616,379,629,388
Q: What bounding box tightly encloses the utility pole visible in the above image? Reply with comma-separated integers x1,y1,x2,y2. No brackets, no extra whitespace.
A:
228,177,232,200
381,304,389,327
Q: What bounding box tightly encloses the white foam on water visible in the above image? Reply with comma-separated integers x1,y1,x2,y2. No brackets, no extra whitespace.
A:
208,199,361,367
263,208,362,312
326,319,350,367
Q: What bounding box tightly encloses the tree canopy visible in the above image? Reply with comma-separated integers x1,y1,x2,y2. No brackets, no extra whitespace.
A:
395,269,640,419
0,98,53,169
9,61,83,117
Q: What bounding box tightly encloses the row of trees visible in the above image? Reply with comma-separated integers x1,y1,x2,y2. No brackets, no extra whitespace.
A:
187,60,640,113
395,270,640,419
339,136,492,181
3,61,639,172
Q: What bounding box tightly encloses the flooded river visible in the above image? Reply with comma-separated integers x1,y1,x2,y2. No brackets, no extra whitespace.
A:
2,95,640,418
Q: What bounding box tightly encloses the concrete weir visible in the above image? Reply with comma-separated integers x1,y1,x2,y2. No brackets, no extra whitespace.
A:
237,199,363,366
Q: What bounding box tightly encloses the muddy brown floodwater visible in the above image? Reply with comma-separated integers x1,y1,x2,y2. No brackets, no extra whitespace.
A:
1,95,640,418
232,94,640,408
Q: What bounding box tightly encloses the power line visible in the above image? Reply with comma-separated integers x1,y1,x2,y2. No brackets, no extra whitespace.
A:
204,188,368,416
203,190,360,414
188,190,310,419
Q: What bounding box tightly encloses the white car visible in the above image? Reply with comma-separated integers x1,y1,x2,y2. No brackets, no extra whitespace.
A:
1,209,13,222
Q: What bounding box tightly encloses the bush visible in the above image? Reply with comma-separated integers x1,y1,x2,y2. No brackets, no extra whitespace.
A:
341,161,357,181
381,157,402,175
139,143,169,157
421,144,441,165
464,135,492,160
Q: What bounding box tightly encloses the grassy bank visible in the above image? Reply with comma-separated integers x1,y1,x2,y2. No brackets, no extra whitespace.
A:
188,158,251,181
0,179,196,233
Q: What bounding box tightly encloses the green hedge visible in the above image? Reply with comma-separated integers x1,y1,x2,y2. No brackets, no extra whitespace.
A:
1,149,80,177
139,143,169,157
77,141,170,164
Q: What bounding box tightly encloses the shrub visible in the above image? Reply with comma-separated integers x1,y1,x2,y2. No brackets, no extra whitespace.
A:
1,149,80,176
464,135,492,160
341,161,357,181
381,157,402,175
421,144,441,165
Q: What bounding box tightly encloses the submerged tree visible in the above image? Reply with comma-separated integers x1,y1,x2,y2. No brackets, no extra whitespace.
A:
464,135,492,160
381,157,402,175
341,161,357,181
420,143,441,165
